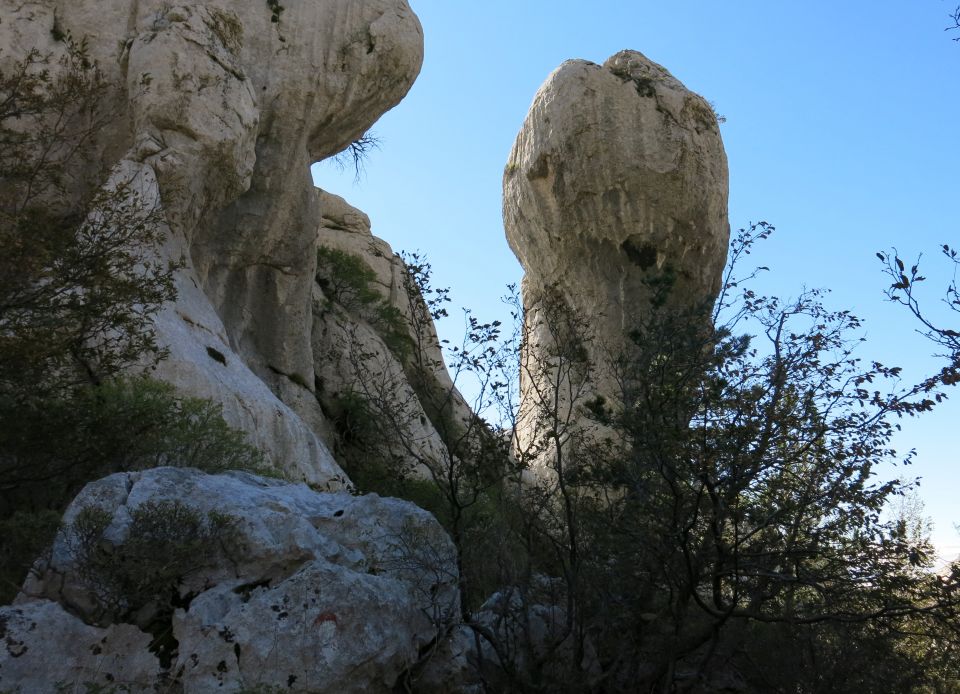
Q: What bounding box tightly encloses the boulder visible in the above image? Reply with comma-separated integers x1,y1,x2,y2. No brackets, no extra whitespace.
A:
503,50,730,460
0,600,160,693
22,467,459,692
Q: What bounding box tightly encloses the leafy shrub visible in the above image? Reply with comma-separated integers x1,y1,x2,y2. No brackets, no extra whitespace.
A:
315,246,381,309
65,500,242,663
0,376,272,513
0,377,274,604
0,41,177,404
0,509,61,603
315,245,412,360
67,501,240,618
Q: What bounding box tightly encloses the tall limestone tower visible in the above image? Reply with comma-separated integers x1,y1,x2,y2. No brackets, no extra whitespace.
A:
503,50,730,462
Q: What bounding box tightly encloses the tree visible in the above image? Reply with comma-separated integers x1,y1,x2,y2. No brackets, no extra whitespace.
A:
321,226,960,693
878,247,960,387
0,39,176,401
429,225,960,693
0,39,271,605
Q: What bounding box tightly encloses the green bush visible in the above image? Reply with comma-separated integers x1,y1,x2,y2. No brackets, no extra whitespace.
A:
315,246,382,309
0,41,177,405
0,509,61,603
67,500,240,617
0,376,274,604
0,376,272,513
315,245,412,360
66,500,241,664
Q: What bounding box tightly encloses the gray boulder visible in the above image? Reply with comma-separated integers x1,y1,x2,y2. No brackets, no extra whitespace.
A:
0,600,159,693
13,467,458,693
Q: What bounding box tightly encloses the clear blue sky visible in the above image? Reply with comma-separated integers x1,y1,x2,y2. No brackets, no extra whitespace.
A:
313,1,960,561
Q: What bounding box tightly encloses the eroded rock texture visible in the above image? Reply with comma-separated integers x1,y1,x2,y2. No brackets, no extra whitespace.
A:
0,600,160,692
503,50,730,458
312,191,476,481
0,0,424,485
8,467,458,693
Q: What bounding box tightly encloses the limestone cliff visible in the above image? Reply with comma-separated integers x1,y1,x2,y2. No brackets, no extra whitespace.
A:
0,0,424,486
0,4,479,688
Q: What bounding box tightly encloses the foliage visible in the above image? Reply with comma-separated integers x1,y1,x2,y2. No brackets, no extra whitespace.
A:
475,224,960,692
878,246,960,387
520,226,955,690
0,38,283,614
65,500,241,662
0,509,61,604
0,37,222,606
315,245,412,360
0,376,270,513
368,228,960,692
326,388,405,489
66,500,240,617
0,40,177,402
328,251,520,616
0,377,271,604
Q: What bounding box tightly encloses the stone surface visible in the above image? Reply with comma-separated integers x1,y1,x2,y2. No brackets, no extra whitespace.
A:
313,191,476,480
412,625,484,694
317,190,463,402
0,0,425,485
0,600,160,692
313,292,450,479
24,467,459,692
112,160,345,486
411,582,595,694
503,50,730,459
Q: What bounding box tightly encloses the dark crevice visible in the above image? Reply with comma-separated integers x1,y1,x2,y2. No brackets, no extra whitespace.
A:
206,346,227,365
232,578,272,603
608,65,656,98
621,238,658,270
267,364,310,390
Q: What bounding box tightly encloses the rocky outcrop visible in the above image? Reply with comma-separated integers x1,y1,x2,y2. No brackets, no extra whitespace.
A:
0,0,425,484
312,191,475,480
0,2,490,691
9,467,458,692
503,50,730,459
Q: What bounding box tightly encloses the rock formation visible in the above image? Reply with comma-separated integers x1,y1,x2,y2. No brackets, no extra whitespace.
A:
0,0,425,485
312,190,476,481
3,467,458,692
503,50,730,460
0,3,479,691
2,0,736,685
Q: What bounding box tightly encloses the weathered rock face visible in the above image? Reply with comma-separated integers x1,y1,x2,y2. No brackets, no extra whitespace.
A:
312,191,476,480
0,600,160,692
0,0,424,485
11,467,458,693
503,50,730,458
